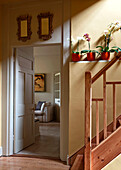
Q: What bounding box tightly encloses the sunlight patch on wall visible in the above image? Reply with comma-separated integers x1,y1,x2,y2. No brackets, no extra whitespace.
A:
71,0,121,52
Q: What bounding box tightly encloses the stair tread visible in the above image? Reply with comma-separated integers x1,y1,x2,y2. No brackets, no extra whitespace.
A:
118,119,121,125
107,131,112,136
91,143,97,149
92,143,96,145
107,131,112,133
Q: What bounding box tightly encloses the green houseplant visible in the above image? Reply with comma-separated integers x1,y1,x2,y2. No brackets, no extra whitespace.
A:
81,33,99,61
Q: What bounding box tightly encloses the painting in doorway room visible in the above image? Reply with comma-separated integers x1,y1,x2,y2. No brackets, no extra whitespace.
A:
34,73,46,92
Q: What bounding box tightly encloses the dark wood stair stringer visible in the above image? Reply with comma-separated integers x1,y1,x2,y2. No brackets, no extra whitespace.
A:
91,126,121,170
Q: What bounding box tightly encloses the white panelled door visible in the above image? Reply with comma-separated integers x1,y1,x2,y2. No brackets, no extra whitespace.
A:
14,47,35,153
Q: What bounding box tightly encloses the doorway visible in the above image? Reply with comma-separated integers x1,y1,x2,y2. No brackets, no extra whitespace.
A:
13,44,61,158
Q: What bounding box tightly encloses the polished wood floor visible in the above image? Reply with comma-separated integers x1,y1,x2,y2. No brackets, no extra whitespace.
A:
17,122,60,158
0,157,70,170
0,122,65,169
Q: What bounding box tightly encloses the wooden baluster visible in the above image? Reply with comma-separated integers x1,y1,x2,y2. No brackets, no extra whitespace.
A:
113,84,116,131
85,71,92,170
96,101,99,145
103,72,107,139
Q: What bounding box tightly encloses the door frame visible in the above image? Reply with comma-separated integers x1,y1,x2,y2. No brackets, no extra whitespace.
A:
2,0,70,161
7,43,62,156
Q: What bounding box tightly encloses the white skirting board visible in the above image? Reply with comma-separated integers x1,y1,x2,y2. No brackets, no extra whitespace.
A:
0,147,2,156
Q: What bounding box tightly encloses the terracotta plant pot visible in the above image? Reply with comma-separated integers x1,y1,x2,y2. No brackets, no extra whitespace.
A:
72,52,80,62
87,52,95,61
101,52,110,60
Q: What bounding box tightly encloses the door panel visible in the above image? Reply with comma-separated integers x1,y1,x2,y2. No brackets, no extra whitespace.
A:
18,72,25,104
14,47,35,153
26,74,33,103
18,56,33,70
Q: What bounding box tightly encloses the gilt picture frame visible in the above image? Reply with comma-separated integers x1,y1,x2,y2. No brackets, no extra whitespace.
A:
17,15,32,42
37,12,53,40
34,73,46,92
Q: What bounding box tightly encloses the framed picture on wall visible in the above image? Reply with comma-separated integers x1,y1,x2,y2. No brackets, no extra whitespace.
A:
34,73,46,92
37,12,53,40
17,15,32,42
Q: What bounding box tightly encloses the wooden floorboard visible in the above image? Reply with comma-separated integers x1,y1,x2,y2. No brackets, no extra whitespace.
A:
0,157,70,170
11,154,62,162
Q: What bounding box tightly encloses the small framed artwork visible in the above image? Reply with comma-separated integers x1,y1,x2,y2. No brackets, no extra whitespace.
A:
34,73,46,92
37,12,53,40
17,15,32,42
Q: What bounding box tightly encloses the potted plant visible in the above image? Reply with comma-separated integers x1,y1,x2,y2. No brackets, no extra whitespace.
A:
96,21,121,60
81,33,99,61
71,37,81,62
72,51,80,62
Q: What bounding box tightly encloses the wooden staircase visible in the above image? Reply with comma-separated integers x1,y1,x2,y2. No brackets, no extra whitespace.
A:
70,117,121,170
70,52,121,170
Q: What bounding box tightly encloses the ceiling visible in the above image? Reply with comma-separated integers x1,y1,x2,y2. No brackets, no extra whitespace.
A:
0,0,36,5
0,0,22,4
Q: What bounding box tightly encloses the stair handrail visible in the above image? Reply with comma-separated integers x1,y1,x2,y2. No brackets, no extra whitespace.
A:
92,53,121,84
85,52,121,170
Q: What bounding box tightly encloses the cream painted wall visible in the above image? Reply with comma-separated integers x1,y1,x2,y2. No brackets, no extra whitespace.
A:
0,5,2,147
102,154,121,170
34,45,61,104
70,0,121,156
71,0,121,59
69,61,121,156
9,0,62,46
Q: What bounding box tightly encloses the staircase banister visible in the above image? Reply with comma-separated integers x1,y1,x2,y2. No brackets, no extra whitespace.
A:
92,53,121,84
85,71,92,170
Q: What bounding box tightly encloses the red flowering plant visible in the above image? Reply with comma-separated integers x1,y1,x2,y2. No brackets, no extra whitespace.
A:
81,33,99,54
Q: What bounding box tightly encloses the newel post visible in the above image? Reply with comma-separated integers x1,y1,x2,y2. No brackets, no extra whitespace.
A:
85,71,92,170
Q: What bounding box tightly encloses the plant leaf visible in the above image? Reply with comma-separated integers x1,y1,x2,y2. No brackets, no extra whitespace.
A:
111,46,120,49
104,46,109,52
91,50,99,53
81,50,89,53
96,46,103,50
109,49,117,53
